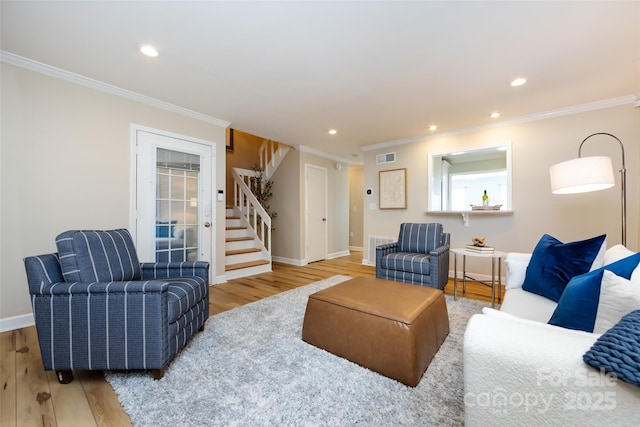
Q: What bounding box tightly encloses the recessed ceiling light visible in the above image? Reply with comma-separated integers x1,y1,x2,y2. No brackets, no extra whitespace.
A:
429,125,437,131
490,112,500,119
328,129,337,135
140,45,159,58
511,77,526,87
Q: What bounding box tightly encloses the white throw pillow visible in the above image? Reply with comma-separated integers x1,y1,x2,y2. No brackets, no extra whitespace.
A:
593,269,640,334
504,253,533,290
589,238,607,271
603,244,635,265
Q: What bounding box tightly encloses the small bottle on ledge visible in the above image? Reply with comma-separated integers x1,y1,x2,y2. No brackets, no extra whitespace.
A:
482,190,489,206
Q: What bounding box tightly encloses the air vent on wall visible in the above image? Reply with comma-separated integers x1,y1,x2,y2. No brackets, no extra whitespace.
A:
376,152,396,165
367,235,395,265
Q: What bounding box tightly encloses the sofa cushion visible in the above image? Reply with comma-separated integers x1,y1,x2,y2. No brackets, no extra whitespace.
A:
604,244,636,266
522,234,606,302
499,288,558,323
56,229,141,282
380,252,431,274
548,253,640,333
583,309,640,387
397,223,443,254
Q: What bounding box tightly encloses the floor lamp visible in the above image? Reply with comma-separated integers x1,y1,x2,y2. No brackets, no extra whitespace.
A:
549,132,626,246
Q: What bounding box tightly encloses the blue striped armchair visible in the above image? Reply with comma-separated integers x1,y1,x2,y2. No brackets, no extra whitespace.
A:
23,229,209,384
376,223,451,290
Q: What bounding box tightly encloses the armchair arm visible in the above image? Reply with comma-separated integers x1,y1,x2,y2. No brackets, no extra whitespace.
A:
429,245,450,290
140,261,209,283
375,242,398,268
463,314,640,426
33,280,170,296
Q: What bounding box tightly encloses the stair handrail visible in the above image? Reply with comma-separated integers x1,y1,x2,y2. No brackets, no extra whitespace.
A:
259,139,290,179
232,167,272,253
258,139,275,175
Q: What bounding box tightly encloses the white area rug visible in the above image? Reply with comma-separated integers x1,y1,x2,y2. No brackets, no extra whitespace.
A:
105,275,489,426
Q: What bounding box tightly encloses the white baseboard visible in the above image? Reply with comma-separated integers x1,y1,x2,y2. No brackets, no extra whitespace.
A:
327,250,350,259
0,312,34,332
272,256,306,266
349,246,363,252
214,274,227,284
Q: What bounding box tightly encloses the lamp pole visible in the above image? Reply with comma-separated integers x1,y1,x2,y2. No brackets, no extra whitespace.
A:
578,132,626,246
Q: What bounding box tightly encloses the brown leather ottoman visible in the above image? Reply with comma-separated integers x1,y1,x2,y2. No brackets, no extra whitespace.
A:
301,276,449,387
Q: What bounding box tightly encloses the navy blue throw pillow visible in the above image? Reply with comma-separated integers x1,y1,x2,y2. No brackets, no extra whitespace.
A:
522,234,606,302
583,309,640,387
548,252,640,332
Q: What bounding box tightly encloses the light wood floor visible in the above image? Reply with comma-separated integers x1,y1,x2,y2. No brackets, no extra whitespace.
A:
1,252,500,426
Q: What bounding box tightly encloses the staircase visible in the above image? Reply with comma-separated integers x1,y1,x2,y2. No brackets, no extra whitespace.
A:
225,207,271,279
225,139,290,280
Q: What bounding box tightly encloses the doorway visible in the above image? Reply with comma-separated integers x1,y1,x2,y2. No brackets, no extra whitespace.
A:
131,125,215,277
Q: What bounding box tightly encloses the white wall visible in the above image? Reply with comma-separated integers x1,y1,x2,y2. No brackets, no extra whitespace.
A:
363,104,639,276
0,63,228,330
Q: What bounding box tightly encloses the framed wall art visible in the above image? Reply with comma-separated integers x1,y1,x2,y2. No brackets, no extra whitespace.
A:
226,128,234,151
379,168,407,209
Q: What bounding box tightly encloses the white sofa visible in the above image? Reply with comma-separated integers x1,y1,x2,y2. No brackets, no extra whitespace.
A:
463,251,640,426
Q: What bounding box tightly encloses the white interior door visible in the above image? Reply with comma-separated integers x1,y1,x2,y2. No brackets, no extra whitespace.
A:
133,127,214,274
305,164,327,263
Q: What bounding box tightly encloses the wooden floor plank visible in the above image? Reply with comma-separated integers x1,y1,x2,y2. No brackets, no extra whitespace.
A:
77,371,132,427
46,370,97,427
15,326,56,426
1,331,17,427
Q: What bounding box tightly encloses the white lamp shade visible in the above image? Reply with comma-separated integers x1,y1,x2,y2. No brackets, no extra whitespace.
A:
550,156,615,194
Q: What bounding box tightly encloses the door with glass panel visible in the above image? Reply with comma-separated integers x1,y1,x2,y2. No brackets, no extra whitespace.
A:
134,128,214,272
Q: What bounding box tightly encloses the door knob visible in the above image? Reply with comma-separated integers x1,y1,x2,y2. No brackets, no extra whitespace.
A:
204,222,211,228
323,218,327,222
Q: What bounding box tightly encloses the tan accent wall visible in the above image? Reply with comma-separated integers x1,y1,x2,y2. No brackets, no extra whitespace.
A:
349,165,364,249
1,63,227,322
270,149,350,262
224,129,262,203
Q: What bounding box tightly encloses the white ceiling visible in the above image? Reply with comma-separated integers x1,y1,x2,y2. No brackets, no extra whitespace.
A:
2,1,639,162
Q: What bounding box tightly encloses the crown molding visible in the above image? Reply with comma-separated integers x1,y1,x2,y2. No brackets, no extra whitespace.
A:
362,94,639,152
1,51,230,128
296,144,361,165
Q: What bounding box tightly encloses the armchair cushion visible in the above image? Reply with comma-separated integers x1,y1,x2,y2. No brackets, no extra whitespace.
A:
379,253,431,275
522,233,606,302
397,223,443,254
56,229,141,283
